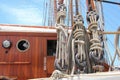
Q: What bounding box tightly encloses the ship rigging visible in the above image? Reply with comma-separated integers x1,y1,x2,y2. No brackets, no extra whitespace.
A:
0,0,119,80
39,0,120,79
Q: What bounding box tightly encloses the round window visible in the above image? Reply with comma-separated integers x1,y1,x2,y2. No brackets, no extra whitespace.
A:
16,39,30,52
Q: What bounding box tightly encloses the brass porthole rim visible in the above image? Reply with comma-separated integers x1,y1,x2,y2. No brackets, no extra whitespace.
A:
16,39,30,53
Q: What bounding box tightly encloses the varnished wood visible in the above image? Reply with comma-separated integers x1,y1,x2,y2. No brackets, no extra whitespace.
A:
0,24,55,29
46,56,55,75
102,31,120,34
43,37,57,76
0,32,56,37
0,31,57,80
0,62,30,65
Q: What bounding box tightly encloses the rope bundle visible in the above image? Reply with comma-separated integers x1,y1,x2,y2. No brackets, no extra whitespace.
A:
69,15,88,74
55,4,68,72
87,10,104,72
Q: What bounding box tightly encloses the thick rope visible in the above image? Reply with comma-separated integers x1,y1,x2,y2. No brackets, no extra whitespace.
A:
70,15,88,74
55,4,69,72
87,10,105,72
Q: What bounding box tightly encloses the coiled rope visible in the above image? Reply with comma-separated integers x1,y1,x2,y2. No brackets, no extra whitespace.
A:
68,15,88,74
55,4,69,72
87,10,104,72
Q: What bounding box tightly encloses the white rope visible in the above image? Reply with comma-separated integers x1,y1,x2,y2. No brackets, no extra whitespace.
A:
71,39,75,75
87,10,104,72
70,14,86,74
104,39,113,62
95,1,104,31
55,4,69,72
88,10,102,52
111,27,120,67
114,27,120,57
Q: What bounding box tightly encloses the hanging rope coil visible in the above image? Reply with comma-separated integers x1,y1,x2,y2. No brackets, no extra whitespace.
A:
57,4,66,24
87,10,104,72
69,15,87,74
90,38,102,51
87,10,99,24
55,4,68,72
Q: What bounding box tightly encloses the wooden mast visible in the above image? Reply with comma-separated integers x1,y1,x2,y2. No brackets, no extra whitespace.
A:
75,0,79,15
54,0,57,22
86,0,95,11
70,0,73,27
58,0,64,4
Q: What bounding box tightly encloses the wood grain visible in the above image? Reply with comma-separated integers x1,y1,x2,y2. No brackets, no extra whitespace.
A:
0,32,57,80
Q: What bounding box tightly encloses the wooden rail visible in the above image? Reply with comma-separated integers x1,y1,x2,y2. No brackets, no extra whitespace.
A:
0,62,30,65
102,31,120,34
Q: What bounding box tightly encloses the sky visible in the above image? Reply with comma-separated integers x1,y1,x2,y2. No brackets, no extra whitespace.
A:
0,0,120,66
0,0,44,25
0,0,120,28
102,1,120,66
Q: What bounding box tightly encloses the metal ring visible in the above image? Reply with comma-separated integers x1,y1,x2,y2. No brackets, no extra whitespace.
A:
16,39,30,52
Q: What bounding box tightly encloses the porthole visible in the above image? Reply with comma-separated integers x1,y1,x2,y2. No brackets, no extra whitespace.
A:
16,39,30,52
